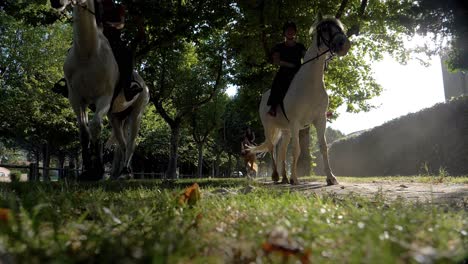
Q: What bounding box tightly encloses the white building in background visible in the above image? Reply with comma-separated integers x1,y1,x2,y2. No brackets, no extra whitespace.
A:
0,167,11,182
441,56,468,100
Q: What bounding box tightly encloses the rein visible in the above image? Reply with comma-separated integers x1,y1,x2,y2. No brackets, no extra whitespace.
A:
301,48,332,66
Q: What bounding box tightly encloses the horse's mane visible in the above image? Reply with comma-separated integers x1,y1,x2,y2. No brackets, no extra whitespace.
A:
309,16,345,36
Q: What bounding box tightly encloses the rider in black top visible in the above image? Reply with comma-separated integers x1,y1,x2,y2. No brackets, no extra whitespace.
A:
267,21,306,117
97,0,143,101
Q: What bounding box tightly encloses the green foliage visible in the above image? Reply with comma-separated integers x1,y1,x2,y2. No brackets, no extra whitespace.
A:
0,0,60,26
400,0,468,71
0,9,78,157
227,0,413,123
2,0,466,174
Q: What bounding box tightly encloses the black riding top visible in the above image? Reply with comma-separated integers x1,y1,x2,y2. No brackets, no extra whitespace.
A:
271,42,307,68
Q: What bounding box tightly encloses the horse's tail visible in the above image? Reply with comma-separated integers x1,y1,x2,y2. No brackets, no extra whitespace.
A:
247,141,271,157
252,161,258,173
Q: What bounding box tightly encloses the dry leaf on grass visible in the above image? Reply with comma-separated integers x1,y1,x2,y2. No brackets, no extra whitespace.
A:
262,226,310,264
0,208,11,223
178,183,201,206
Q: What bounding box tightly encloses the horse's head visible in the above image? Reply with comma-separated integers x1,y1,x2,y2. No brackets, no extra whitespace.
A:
50,0,87,11
311,17,351,57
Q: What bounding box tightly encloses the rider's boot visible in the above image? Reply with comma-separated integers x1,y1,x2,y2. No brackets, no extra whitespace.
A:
124,83,143,101
267,105,277,117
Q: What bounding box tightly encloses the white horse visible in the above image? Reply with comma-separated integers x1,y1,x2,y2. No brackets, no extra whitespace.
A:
249,16,350,185
50,0,149,180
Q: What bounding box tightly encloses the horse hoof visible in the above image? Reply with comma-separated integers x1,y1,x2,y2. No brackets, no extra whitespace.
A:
271,172,279,182
326,177,339,186
290,179,299,185
117,174,132,180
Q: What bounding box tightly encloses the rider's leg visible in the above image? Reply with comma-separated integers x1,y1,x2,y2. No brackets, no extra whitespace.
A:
109,40,142,101
120,48,142,101
267,68,297,117
267,72,282,117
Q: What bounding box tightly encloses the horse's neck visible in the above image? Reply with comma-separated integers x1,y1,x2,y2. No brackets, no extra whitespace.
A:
73,0,100,56
303,47,326,77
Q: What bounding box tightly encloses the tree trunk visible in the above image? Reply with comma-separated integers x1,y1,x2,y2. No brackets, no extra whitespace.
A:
197,143,203,178
166,123,180,179
42,143,51,181
58,153,65,180
227,153,232,178
211,160,215,178
214,151,221,177
297,127,311,177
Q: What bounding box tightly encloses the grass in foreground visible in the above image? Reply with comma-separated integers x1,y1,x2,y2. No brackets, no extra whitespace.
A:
0,179,466,263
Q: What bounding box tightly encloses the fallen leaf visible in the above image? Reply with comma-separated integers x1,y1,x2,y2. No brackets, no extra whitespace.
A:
0,208,11,223
179,183,201,206
262,226,310,264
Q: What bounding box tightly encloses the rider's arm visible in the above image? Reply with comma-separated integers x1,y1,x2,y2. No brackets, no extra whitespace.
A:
272,50,296,68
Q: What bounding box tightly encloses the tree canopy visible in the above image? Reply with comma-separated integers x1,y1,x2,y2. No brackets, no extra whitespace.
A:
1,0,465,177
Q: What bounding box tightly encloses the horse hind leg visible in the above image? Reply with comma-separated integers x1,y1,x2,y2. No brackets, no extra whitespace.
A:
314,117,339,185
266,128,281,182
277,130,291,184
109,116,127,179
121,109,144,179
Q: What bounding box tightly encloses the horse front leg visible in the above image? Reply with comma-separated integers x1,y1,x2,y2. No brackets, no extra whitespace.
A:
314,117,339,185
111,143,123,179
290,127,301,185
88,97,111,180
73,104,94,181
78,121,92,179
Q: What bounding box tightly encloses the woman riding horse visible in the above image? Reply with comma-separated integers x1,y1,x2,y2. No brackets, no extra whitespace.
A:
250,16,351,185
267,21,307,117
97,0,142,101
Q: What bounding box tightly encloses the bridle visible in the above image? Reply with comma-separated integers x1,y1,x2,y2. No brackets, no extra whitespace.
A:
301,21,346,66
71,0,96,16
53,0,96,16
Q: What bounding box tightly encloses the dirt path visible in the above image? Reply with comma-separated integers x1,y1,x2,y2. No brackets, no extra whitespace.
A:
263,180,468,208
